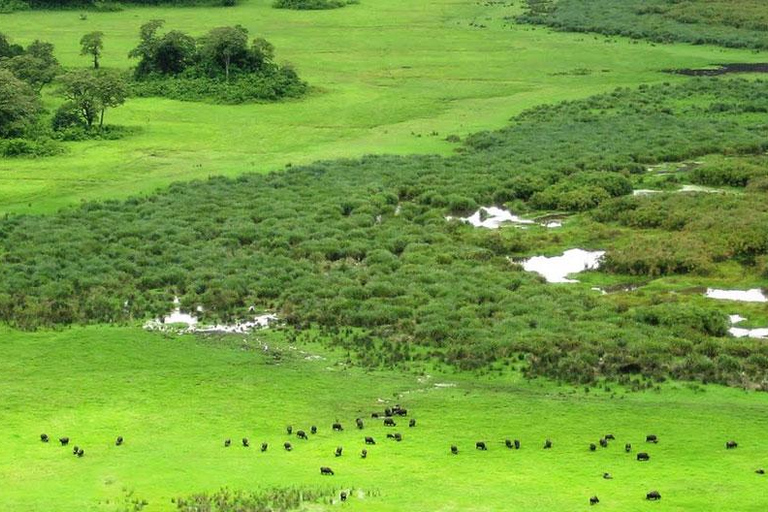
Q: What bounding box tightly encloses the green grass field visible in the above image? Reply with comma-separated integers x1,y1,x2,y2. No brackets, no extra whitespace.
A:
0,0,766,213
1,326,767,511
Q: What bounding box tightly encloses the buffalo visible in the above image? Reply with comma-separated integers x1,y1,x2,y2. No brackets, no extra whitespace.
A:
393,433,402,442
543,439,552,449
340,491,347,502
310,426,317,435
506,439,514,449
284,442,293,451
297,430,308,440
625,443,631,453
286,426,293,435
320,466,334,476
335,446,343,457
605,434,615,441
726,440,738,449
361,449,368,459
409,419,416,428
599,438,608,448
224,439,231,447
590,496,599,505
637,452,650,462
40,434,49,443
59,437,70,446
384,408,392,417
514,439,520,449
72,446,79,455
646,435,658,444
332,422,343,431
603,473,613,480
451,445,458,455
756,468,765,475
116,436,123,446
646,491,661,501
392,406,408,417
383,418,396,427
356,418,364,430
371,413,380,419
242,438,249,448
589,443,597,452
261,442,268,452
476,441,487,451
365,436,376,445
76,448,84,457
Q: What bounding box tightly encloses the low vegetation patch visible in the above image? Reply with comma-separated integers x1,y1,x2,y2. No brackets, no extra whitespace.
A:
518,0,768,49
272,0,358,10
174,487,336,512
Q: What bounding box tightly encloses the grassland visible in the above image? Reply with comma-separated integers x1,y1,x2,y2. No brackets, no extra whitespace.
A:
0,0,766,213
1,325,767,512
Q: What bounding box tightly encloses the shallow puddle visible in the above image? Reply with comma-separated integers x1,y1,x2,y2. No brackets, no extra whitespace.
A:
705,288,767,303
521,249,605,283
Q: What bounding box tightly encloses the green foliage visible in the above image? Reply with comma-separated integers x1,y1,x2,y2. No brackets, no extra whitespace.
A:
55,69,128,129
0,39,60,91
128,21,306,103
518,0,768,49
0,78,766,386
79,31,104,69
273,0,358,10
0,68,42,137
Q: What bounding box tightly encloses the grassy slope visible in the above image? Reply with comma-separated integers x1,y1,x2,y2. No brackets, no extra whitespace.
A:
1,326,766,511
0,0,765,213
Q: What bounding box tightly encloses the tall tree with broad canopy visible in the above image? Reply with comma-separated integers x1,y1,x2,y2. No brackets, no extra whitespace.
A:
56,69,127,129
80,31,104,70
0,69,42,137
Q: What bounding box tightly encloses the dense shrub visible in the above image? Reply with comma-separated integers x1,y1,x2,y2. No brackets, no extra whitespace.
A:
273,0,357,9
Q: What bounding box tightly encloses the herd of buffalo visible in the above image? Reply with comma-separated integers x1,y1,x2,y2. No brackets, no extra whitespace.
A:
38,404,764,506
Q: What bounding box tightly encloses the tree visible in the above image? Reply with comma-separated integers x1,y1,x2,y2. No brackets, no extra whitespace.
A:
128,19,166,78
56,69,127,129
0,69,42,138
200,26,249,81
153,31,197,75
80,31,104,70
0,33,23,59
0,39,59,91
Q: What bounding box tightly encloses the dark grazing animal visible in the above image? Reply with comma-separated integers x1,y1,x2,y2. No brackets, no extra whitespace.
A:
599,438,608,448
115,436,123,446
297,430,308,440
646,435,658,444
409,419,416,428
646,491,661,501
625,443,631,453
59,437,70,446
451,445,458,455
361,449,368,459
310,426,317,435
756,468,765,475
393,433,402,442
356,418,364,429
543,439,552,449
340,491,347,502
224,439,231,447
40,434,49,443
383,418,396,427
261,442,268,452
637,452,650,461
726,440,738,449
76,448,84,457
371,413,380,419
332,422,343,431
514,439,520,449
589,443,597,451
506,439,514,449
392,406,408,416
320,466,334,475
73,446,79,455
365,436,376,445
286,425,293,435
476,441,487,451
284,442,293,451
590,496,599,505
335,446,343,457
603,473,613,480
242,438,249,448
384,408,392,417
605,434,615,440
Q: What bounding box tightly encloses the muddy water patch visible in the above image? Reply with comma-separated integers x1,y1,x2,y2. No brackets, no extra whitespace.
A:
145,297,278,334
728,315,768,339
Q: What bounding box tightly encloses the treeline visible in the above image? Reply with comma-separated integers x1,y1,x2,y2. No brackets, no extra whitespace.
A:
1,0,235,12
0,78,767,387
273,0,358,9
517,0,768,50
128,21,307,103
